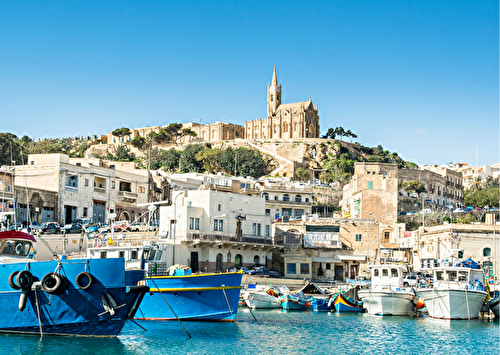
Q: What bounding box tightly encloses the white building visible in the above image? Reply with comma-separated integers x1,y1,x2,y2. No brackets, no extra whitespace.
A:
14,154,150,225
158,188,280,272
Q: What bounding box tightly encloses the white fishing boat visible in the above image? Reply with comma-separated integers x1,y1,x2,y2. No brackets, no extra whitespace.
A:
242,284,289,309
418,264,487,320
358,265,416,316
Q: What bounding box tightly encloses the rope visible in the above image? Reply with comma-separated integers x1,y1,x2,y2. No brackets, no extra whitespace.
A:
148,276,191,339
221,284,236,322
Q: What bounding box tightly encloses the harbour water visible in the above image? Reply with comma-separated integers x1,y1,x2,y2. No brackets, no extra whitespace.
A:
3,309,499,354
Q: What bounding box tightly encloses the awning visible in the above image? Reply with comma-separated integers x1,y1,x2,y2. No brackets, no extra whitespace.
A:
311,257,341,263
337,255,366,261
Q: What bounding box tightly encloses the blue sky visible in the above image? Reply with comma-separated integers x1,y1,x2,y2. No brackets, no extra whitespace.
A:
1,1,498,166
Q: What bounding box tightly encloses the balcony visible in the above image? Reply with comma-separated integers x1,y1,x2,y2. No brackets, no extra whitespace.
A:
117,190,138,203
187,232,273,245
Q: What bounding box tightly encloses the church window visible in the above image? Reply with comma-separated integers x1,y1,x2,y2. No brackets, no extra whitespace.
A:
295,123,298,131
271,94,274,102
274,125,278,134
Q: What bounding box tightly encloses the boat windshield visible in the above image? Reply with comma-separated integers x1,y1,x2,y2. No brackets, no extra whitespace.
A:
445,270,457,281
0,239,32,257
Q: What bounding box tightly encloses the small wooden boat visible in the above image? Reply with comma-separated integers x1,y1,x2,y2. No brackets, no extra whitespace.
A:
333,292,364,312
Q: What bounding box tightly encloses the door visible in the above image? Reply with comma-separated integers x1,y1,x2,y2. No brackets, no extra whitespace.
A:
190,251,199,272
93,201,106,224
334,265,344,281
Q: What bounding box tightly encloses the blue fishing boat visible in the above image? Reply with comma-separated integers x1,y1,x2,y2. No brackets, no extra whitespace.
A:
134,269,243,322
280,292,316,310
0,230,148,337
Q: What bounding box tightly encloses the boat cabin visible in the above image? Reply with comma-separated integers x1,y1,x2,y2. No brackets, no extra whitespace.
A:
369,264,406,288
432,267,485,289
0,231,35,262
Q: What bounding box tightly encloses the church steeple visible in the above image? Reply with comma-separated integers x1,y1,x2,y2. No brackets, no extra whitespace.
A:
267,65,281,117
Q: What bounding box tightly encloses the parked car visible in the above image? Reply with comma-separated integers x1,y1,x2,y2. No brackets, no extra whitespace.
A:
402,274,418,287
7,222,24,231
248,266,278,277
85,224,101,233
61,223,83,234
40,222,61,234
397,211,406,216
453,208,464,213
406,210,418,216
28,221,42,232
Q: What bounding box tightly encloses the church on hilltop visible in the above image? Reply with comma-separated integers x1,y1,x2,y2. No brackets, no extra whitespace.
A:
106,65,320,145
245,65,320,140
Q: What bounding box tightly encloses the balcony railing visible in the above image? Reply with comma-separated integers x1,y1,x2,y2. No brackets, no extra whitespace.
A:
187,232,273,245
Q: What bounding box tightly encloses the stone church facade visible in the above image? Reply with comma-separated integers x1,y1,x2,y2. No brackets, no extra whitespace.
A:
245,66,320,140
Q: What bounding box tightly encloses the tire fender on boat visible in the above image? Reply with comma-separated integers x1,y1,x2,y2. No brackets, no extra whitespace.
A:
76,272,93,290
8,271,21,290
16,270,34,290
41,273,67,295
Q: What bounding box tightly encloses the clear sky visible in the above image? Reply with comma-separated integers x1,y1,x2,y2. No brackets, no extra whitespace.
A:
1,1,498,167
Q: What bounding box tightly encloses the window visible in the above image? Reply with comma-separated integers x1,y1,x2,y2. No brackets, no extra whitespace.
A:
325,263,331,270
295,195,302,202
131,250,138,259
84,179,89,187
287,263,297,274
263,193,269,200
65,175,78,188
283,194,290,202
138,186,145,193
384,232,390,242
190,217,194,229
367,181,373,190
119,251,125,258
382,269,389,277
257,223,261,236
219,220,223,232
195,218,200,230
214,220,218,231
355,234,362,242
374,269,379,277
111,181,115,189
300,263,309,274
294,123,298,131
483,247,491,257
391,269,398,277
83,207,88,217
252,223,256,235
265,209,270,216
218,204,221,212
458,250,464,258
265,225,270,236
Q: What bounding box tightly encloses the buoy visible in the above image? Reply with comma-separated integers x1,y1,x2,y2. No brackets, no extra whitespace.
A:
416,296,426,309
19,289,29,311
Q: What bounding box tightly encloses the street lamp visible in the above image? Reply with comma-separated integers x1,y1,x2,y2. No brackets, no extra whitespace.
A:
366,212,372,265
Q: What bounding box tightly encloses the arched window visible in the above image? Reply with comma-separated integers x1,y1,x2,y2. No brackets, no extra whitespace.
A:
283,123,288,132
216,253,223,272
262,193,269,200
295,123,298,131
283,194,290,202
274,125,278,134
295,195,302,202
253,255,260,266
235,254,242,267
483,247,491,257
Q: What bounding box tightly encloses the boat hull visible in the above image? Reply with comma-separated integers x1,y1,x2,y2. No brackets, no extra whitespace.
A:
358,289,415,316
334,293,364,313
419,288,487,320
280,294,314,310
135,272,242,322
0,258,146,337
488,297,499,318
244,291,282,309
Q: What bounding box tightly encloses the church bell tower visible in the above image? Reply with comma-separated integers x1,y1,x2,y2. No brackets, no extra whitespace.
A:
267,65,281,117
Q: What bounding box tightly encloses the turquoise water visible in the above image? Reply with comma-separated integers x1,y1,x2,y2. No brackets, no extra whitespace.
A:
2,310,498,355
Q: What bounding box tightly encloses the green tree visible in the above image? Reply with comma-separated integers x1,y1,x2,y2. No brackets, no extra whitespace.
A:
400,180,427,195
180,144,205,173
159,148,181,171
295,167,310,181
196,148,222,173
111,127,131,143
0,133,26,165
112,145,134,162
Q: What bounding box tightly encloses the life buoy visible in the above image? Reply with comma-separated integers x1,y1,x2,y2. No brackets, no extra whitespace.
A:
41,273,67,295
15,270,33,290
8,271,21,290
76,272,93,290
94,237,102,247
